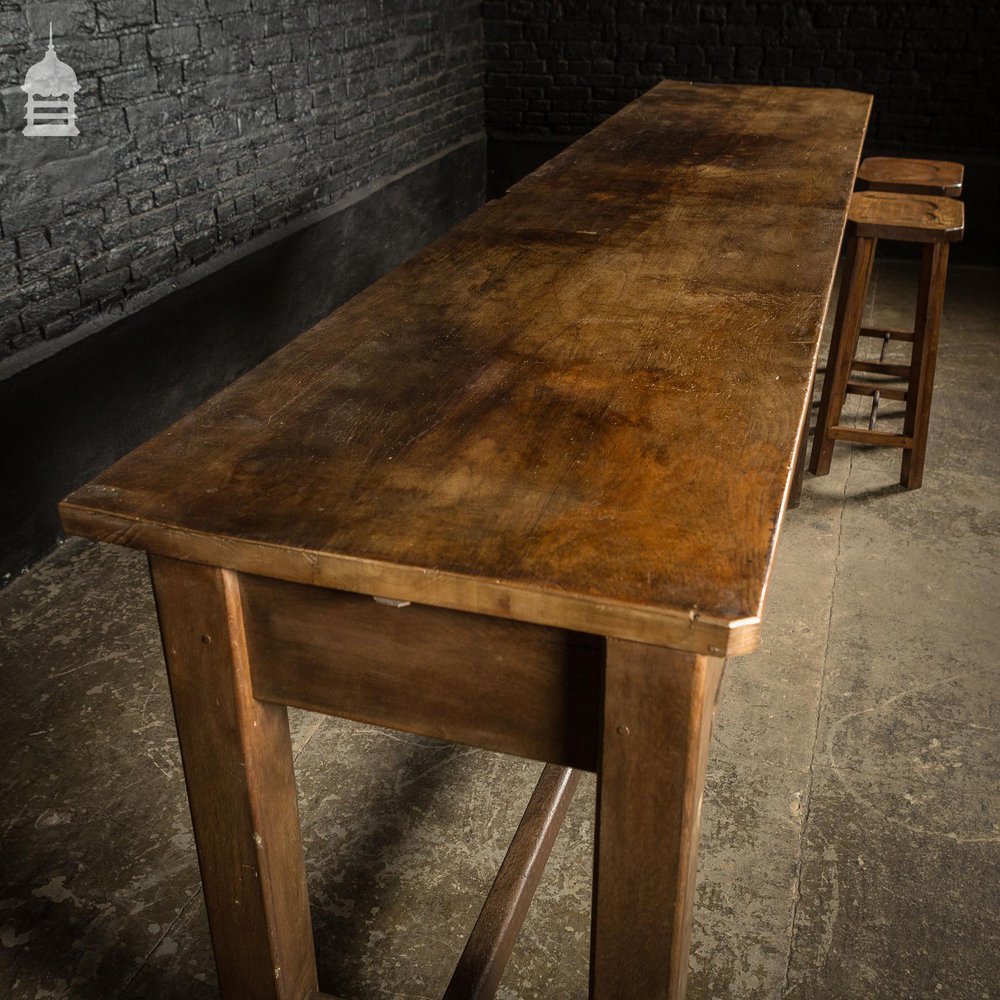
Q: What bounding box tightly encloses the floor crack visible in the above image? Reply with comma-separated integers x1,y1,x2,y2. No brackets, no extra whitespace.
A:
292,712,329,765
780,443,853,997
113,883,205,1000
781,265,879,995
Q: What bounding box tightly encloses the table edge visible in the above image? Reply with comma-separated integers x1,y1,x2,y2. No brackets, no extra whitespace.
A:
59,500,761,657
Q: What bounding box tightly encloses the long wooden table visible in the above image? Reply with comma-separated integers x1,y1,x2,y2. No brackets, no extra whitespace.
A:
60,81,871,999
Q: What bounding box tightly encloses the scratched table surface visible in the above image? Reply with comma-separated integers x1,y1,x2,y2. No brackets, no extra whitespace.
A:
61,81,872,657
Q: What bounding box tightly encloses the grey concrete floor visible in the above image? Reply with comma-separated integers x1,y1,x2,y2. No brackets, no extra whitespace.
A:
1,261,998,1000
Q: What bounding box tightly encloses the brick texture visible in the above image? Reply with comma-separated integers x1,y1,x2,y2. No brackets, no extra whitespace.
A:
482,1,999,151
0,0,483,361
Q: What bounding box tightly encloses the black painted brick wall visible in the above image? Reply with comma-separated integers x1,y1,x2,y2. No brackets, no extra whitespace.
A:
482,1,999,152
0,0,483,361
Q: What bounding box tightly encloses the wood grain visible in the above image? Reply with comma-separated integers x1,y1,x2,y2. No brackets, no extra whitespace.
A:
148,556,317,1000
849,190,964,243
60,82,871,655
241,573,602,770
857,156,963,197
590,640,724,999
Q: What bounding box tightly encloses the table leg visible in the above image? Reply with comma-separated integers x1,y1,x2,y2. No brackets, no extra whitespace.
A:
149,556,318,1000
590,639,724,1000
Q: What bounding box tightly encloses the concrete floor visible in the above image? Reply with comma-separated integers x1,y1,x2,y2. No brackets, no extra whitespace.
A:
1,261,998,1000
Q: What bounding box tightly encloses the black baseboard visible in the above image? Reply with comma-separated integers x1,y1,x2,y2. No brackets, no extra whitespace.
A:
487,134,572,200
0,138,486,583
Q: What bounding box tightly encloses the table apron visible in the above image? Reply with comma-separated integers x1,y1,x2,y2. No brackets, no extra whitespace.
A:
240,572,604,772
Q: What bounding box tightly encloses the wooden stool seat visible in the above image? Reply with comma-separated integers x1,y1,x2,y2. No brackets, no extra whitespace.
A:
857,156,964,197
849,190,964,243
808,187,964,490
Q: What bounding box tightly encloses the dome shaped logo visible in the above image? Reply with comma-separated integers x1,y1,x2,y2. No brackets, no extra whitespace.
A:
22,24,80,137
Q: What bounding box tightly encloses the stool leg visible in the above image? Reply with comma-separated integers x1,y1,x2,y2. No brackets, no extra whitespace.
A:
787,359,818,508
809,234,877,477
901,242,949,489
788,422,807,508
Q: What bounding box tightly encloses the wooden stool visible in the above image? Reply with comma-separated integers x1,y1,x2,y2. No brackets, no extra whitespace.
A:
808,190,964,489
857,156,964,198
786,156,965,506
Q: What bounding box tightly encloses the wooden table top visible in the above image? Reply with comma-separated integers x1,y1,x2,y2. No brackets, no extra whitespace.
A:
61,81,871,656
